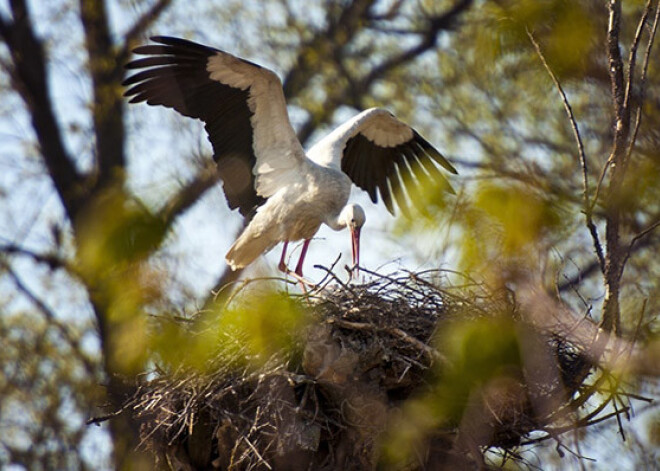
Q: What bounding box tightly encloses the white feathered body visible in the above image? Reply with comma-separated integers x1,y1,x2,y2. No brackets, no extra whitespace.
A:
224,109,411,270
225,160,352,269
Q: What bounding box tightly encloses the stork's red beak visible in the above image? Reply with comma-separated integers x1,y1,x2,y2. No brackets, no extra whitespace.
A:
350,226,361,279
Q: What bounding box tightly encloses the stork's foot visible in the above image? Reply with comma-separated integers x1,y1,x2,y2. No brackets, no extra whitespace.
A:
345,263,360,281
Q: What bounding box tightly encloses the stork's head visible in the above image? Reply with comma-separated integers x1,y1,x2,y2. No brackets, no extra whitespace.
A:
338,204,366,278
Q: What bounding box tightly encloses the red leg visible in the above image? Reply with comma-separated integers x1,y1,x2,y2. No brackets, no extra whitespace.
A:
277,240,315,292
278,241,289,272
294,239,311,277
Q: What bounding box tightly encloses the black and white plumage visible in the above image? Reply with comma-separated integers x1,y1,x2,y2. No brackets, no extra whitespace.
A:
123,36,457,277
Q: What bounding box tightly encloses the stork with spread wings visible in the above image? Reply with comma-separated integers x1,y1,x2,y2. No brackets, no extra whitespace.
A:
124,36,457,278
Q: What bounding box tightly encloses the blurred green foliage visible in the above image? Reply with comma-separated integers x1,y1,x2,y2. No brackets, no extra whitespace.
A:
382,314,523,465
459,183,562,277
151,291,308,372
75,186,167,376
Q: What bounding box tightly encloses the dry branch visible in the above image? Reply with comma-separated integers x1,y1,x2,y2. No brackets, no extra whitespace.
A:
0,0,84,218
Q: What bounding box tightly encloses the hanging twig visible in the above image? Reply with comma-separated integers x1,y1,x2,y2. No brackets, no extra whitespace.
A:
625,1,660,162
526,29,605,272
622,219,660,272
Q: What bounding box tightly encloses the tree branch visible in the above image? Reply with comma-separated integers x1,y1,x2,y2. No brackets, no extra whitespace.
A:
622,219,660,269
362,0,473,87
0,243,67,271
623,0,653,114
607,1,627,127
117,0,173,67
557,226,660,294
294,0,474,144
598,1,660,338
2,259,97,375
557,259,601,294
527,29,605,274
204,261,246,310
282,0,376,101
600,0,629,337
79,0,126,191
157,162,221,228
200,219,250,312
78,2,158,467
625,1,660,162
0,0,85,219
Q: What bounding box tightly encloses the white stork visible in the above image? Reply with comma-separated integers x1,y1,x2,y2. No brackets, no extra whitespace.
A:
123,36,457,279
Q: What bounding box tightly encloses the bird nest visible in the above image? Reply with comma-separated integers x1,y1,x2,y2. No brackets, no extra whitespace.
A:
111,269,637,470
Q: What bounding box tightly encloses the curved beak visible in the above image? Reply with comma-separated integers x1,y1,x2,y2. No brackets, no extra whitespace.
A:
350,226,361,279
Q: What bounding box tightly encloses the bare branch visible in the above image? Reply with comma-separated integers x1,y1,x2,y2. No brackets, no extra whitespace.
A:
362,0,473,87
295,0,474,143
192,220,252,316
0,243,67,270
590,158,613,213
597,0,659,339
600,0,629,337
637,1,660,104
117,0,173,67
557,259,601,293
527,29,605,274
521,407,632,447
607,0,626,126
2,259,97,375
282,0,376,100
79,0,126,191
157,162,221,228
622,219,660,269
0,0,85,219
623,0,653,113
625,1,660,161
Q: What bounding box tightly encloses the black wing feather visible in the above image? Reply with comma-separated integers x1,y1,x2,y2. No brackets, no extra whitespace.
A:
341,131,456,216
123,36,264,218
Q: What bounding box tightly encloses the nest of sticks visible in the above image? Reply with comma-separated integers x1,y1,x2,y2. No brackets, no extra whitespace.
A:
115,269,637,470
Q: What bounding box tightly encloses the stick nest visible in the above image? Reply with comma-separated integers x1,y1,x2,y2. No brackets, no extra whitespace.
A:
115,270,620,470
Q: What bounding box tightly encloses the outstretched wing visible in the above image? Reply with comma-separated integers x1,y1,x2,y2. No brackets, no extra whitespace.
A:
123,36,305,218
307,108,457,216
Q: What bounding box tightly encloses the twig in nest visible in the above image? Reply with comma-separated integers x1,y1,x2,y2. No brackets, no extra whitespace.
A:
241,435,273,470
307,254,342,294
313,264,357,297
328,317,448,365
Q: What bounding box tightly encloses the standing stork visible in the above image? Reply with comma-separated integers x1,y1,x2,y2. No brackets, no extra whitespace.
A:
123,37,457,279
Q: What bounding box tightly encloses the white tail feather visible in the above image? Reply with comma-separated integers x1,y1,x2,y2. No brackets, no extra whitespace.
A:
225,229,277,270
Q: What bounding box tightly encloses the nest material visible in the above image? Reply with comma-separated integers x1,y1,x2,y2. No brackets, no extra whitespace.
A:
123,270,599,470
